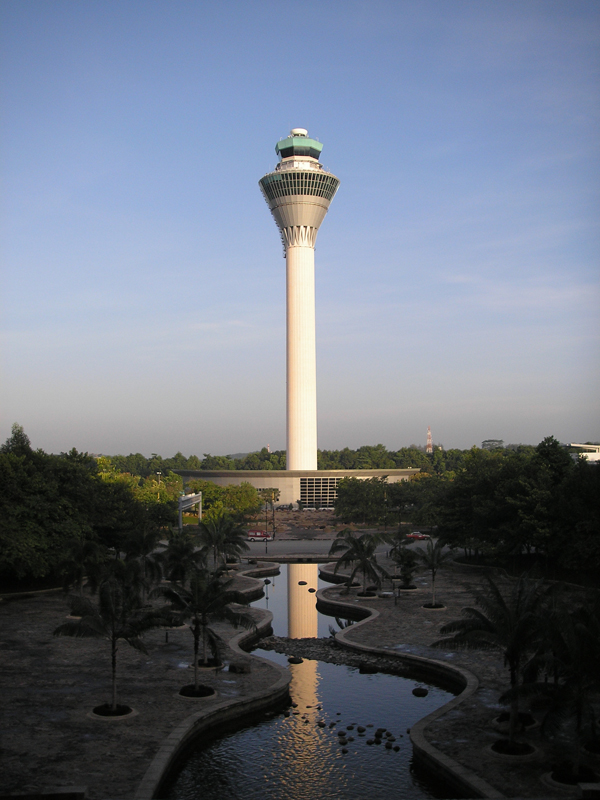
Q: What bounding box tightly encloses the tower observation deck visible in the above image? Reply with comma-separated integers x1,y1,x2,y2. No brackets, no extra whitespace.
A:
259,129,340,471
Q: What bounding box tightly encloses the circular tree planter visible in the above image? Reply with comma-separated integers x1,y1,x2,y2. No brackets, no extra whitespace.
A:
356,591,378,598
193,658,224,671
540,774,581,795
88,704,139,721
584,740,600,760
492,711,538,734
551,762,599,785
541,764,600,795
422,603,446,610
486,739,538,761
178,684,217,700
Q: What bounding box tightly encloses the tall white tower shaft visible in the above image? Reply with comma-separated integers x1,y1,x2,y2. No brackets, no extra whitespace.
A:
259,129,339,471
286,244,317,470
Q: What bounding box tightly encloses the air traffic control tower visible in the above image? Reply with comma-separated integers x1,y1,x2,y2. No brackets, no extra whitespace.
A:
259,129,340,471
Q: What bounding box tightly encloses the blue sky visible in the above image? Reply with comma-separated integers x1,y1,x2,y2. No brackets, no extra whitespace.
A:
2,0,598,456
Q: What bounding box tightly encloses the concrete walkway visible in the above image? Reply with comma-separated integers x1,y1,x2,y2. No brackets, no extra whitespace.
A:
0,560,594,799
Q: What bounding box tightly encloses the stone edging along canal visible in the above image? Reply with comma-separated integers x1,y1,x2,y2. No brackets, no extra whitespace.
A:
135,562,503,800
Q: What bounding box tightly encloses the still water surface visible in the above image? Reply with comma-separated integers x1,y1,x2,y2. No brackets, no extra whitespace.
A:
164,565,457,800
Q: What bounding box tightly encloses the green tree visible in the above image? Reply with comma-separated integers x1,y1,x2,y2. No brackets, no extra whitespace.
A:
0,423,32,456
91,479,148,554
201,453,237,470
531,597,600,776
335,476,388,524
385,530,418,588
187,479,225,511
433,574,547,743
58,536,108,596
0,438,99,581
222,482,263,521
413,538,454,607
53,563,165,712
198,507,249,567
157,568,254,689
122,524,166,604
329,530,388,594
163,530,207,586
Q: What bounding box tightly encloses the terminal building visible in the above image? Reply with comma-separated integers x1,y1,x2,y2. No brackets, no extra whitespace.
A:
176,467,419,508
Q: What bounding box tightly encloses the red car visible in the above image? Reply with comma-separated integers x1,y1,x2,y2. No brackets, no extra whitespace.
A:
247,531,274,542
405,531,430,541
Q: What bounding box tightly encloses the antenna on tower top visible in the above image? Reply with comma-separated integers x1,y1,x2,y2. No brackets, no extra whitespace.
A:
426,426,433,454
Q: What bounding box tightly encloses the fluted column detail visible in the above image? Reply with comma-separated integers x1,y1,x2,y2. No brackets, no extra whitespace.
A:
281,225,319,251
286,245,317,471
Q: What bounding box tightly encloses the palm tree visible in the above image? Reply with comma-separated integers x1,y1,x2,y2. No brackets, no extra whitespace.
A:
156,567,255,691
413,538,454,607
329,530,388,595
163,530,207,587
385,530,418,588
123,524,165,604
58,536,108,596
198,507,248,567
507,593,600,777
53,563,165,712
433,573,546,743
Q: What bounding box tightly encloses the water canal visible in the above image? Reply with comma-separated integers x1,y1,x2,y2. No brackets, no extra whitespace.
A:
164,564,458,800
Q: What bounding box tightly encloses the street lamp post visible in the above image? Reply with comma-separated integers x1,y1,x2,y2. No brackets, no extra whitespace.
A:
156,471,162,500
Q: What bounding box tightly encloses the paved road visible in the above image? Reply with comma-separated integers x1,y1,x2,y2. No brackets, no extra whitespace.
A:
244,537,405,559
245,538,336,558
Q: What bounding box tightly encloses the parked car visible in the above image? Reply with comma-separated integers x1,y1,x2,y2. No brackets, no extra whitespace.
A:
247,531,274,542
405,531,430,541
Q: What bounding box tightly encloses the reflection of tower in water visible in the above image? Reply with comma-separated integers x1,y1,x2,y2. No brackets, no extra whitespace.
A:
287,564,321,748
288,564,318,639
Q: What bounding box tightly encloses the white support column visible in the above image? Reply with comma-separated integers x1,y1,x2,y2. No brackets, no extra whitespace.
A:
286,244,317,471
259,130,339,473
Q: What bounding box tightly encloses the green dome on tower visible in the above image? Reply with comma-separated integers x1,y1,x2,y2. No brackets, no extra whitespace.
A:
275,128,323,160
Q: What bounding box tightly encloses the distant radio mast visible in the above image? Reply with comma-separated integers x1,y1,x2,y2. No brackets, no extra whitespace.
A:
426,426,433,454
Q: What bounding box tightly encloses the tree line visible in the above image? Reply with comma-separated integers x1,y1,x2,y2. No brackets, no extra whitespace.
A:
334,436,600,577
0,425,264,587
103,442,540,476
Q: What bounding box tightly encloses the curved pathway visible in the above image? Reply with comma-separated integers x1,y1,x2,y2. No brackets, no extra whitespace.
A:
0,561,586,799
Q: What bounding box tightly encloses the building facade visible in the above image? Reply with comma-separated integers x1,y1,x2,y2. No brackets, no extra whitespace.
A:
176,468,419,507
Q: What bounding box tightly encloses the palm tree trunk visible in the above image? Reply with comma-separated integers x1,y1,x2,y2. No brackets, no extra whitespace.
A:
193,620,200,691
111,637,117,711
142,557,147,605
509,664,518,744
431,572,436,606
574,697,583,778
